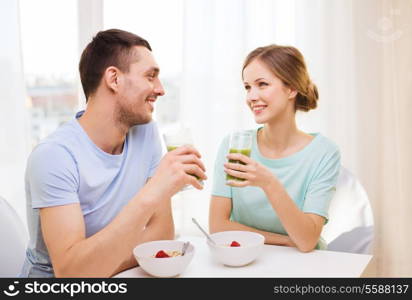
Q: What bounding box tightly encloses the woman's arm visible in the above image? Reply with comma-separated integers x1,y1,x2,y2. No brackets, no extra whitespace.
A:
209,195,295,247
224,153,325,252
261,181,325,252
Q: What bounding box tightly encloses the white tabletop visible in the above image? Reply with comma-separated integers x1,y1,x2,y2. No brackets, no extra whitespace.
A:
114,235,372,278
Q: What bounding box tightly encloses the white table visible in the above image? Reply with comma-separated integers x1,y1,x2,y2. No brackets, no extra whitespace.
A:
114,236,372,278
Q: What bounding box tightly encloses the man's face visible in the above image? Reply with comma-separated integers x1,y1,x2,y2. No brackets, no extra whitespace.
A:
115,46,165,127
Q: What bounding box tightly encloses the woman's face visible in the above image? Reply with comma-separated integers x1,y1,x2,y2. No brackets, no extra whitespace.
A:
243,59,296,124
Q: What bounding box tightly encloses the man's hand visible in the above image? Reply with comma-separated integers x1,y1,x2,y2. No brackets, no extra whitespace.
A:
148,146,207,198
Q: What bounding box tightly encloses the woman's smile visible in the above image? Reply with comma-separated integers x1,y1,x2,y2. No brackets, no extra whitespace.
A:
251,104,268,115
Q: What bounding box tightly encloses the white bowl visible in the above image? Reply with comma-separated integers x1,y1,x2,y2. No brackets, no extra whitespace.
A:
207,231,264,267
133,240,194,277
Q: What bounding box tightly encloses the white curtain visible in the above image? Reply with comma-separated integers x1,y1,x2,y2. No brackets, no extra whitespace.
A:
371,0,412,277
0,0,29,225
177,0,251,234
293,0,412,277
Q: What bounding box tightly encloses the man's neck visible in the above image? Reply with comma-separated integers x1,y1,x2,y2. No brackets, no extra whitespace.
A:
78,99,127,155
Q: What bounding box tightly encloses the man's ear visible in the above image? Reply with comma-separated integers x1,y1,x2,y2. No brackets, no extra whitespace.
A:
104,66,121,93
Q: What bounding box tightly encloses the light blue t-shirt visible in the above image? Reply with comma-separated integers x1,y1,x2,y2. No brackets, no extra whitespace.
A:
20,112,162,277
212,128,340,249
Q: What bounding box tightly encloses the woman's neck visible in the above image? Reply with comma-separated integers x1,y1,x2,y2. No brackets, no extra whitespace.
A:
258,118,312,159
261,120,298,150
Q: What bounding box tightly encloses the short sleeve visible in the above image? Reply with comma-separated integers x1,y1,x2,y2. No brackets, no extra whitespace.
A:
211,135,232,198
27,143,80,208
302,149,341,223
147,122,164,178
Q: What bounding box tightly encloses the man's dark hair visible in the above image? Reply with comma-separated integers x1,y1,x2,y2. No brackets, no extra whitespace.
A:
79,29,152,101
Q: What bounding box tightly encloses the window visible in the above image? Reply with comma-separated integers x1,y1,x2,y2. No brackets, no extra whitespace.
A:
20,0,79,149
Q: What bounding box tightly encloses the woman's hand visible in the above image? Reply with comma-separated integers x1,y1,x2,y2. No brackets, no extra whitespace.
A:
224,153,276,188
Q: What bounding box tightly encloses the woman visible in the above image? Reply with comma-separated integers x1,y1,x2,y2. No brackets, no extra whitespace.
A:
209,45,340,252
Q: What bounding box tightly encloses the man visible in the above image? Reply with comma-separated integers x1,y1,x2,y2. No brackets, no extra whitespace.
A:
20,29,206,277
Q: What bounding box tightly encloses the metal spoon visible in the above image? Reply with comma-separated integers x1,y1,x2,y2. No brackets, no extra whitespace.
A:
182,241,190,256
191,217,217,245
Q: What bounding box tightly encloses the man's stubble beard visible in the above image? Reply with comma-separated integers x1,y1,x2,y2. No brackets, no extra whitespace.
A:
114,99,152,129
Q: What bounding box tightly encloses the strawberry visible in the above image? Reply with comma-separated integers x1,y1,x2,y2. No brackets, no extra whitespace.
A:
155,250,170,258
230,241,241,247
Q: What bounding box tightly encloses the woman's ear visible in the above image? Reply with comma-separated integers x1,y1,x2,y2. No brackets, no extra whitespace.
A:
288,88,298,100
104,66,120,93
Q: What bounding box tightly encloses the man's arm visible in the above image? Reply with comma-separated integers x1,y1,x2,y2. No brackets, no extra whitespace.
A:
41,182,158,277
112,190,174,275
41,146,205,277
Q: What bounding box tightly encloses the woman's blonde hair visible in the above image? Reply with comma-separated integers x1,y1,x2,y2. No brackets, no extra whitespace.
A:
242,45,318,112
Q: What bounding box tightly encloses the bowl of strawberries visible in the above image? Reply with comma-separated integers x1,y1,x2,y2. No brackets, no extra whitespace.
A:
207,231,264,267
133,240,194,277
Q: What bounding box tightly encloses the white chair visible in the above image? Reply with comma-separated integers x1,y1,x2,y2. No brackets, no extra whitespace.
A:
0,196,28,277
321,167,374,254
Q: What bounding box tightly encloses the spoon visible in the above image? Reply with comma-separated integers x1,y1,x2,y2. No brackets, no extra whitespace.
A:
182,241,190,256
191,217,217,245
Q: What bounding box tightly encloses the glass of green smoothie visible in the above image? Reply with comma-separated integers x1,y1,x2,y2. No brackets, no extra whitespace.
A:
163,127,193,152
226,131,253,182
163,127,203,190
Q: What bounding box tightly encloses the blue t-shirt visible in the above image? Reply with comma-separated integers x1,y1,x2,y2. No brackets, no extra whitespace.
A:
212,128,340,249
20,112,163,277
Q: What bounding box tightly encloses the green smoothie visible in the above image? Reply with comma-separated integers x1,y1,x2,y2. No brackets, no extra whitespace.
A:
226,148,251,181
167,145,178,152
